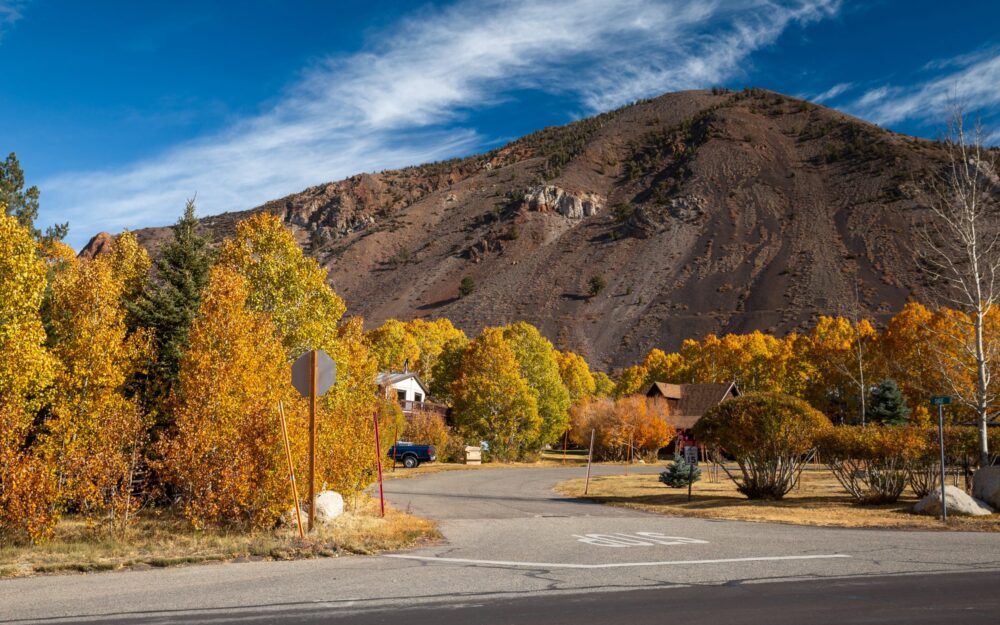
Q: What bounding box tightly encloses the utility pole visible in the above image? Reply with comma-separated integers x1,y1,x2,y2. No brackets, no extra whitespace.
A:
584,429,595,495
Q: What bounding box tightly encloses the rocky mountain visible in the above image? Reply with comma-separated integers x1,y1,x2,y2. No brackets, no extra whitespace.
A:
85,88,952,371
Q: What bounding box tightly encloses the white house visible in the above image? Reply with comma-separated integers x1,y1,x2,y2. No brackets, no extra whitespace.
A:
376,370,430,404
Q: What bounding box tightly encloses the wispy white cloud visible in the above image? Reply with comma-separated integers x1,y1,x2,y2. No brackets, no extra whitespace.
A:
808,81,852,103
42,0,840,248
850,47,1000,126
0,1,26,42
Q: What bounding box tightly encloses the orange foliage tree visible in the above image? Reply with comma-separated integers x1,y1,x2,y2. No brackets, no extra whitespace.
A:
569,396,674,461
158,266,300,529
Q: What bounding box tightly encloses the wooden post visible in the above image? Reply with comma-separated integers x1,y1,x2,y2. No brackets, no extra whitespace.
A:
392,424,399,472
584,429,595,495
373,412,386,518
625,431,633,476
278,401,304,539
308,349,317,532
563,430,568,464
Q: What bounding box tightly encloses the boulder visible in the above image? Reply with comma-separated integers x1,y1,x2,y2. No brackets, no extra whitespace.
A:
913,485,993,517
973,466,1000,509
313,490,345,523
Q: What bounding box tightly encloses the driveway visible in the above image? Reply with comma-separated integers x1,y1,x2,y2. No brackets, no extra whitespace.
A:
2,464,999,623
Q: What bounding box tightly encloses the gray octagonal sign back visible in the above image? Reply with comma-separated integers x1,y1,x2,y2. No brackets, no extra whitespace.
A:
291,349,337,397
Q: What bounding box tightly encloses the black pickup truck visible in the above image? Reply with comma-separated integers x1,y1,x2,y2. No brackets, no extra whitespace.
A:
388,441,437,468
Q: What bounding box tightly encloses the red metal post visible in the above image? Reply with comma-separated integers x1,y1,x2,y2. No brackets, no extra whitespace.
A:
373,412,386,518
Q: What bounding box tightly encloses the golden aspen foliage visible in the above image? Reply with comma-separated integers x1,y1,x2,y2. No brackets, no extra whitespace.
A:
406,318,466,384
159,266,300,530
428,335,470,404
0,213,59,544
366,318,421,373
313,316,385,498
217,213,345,358
451,328,539,461
802,316,881,421
592,371,615,397
501,322,570,447
43,238,153,533
107,230,151,304
218,215,383,497
556,350,596,403
612,364,649,397
878,303,944,406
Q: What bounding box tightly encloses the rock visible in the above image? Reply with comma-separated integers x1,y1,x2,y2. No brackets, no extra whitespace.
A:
524,185,603,219
973,466,1000,509
78,232,115,259
313,490,345,523
913,485,993,517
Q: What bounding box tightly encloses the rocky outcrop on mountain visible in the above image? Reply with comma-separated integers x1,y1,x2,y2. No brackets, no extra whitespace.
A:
523,185,603,219
78,231,115,259
115,88,954,370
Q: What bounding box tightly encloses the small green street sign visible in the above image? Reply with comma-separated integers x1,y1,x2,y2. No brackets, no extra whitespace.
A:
930,396,952,406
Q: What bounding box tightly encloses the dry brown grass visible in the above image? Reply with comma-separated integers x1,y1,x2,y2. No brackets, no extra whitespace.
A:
557,466,1000,532
0,496,439,579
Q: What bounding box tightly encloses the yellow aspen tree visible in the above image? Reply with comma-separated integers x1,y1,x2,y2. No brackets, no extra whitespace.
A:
502,322,570,448
217,215,381,498
315,316,390,498
451,328,539,461
592,371,615,397
44,238,152,534
406,318,466,385
159,266,299,529
0,213,59,543
217,213,345,358
556,350,596,403
366,318,420,373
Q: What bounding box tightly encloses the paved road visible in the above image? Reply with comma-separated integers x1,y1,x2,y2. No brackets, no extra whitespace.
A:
3,465,999,623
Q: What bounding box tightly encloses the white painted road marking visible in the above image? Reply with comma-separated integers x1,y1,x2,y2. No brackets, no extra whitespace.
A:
573,532,709,547
384,554,852,569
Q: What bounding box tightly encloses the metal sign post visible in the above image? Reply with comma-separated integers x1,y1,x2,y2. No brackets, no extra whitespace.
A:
684,446,699,502
930,396,951,522
291,349,336,533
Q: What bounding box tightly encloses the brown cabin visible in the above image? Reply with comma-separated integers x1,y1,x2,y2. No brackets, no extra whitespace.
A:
643,381,739,454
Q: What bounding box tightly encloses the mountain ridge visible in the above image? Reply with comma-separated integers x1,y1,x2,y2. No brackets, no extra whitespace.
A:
83,88,947,370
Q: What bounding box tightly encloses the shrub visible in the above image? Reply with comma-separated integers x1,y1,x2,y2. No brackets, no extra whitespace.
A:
404,409,450,452
569,396,675,461
693,392,831,500
816,426,930,503
660,460,701,488
588,275,606,297
458,276,475,299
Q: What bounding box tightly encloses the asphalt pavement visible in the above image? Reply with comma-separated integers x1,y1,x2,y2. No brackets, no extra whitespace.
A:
3,464,1000,624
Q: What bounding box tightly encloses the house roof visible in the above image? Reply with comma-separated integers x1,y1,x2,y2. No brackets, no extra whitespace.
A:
644,381,739,429
376,371,430,395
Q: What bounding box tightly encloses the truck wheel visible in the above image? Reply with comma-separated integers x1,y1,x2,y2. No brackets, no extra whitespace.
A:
403,455,419,469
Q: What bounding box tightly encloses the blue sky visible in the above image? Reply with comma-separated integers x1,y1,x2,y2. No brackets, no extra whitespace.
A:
2,1,999,249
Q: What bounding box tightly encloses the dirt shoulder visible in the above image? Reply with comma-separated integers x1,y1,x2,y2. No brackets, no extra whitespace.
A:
556,466,1000,532
0,496,440,579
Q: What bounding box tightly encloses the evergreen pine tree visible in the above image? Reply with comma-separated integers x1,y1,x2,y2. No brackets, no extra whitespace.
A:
868,379,910,425
659,459,701,488
130,200,212,419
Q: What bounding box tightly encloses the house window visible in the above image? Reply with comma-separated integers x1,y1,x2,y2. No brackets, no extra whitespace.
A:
397,390,407,402
415,393,424,403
